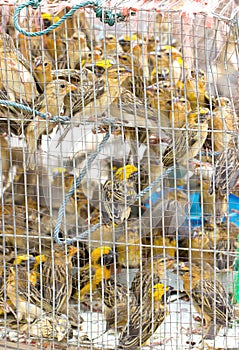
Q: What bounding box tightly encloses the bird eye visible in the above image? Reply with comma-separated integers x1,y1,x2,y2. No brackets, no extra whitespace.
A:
60,84,66,88
88,53,92,57
44,62,48,67
121,57,127,61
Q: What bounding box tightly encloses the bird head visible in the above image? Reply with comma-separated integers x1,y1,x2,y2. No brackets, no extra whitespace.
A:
106,64,132,79
0,33,15,51
151,67,170,81
119,34,138,48
41,13,60,28
191,229,210,247
215,97,232,108
188,107,211,123
91,246,115,266
114,165,138,181
104,33,116,44
47,79,77,97
34,56,52,72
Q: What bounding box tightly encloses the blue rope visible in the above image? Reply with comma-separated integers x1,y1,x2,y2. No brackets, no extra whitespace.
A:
0,99,70,123
53,128,115,245
14,0,128,37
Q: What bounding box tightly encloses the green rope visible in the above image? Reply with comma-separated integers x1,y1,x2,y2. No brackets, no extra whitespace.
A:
14,0,128,37
0,100,70,123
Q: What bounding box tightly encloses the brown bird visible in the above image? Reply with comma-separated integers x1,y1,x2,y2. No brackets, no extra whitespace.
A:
169,97,192,128
162,107,210,167
25,79,77,169
149,45,183,83
41,245,78,313
210,97,237,152
20,313,72,341
177,69,208,109
102,165,138,225
118,283,171,349
116,221,142,268
7,265,52,321
101,33,123,57
58,64,131,143
66,31,90,69
209,143,239,223
131,255,175,303
177,261,233,339
0,33,38,104
97,278,138,333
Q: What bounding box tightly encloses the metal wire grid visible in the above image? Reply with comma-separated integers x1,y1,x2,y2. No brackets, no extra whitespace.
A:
0,5,238,349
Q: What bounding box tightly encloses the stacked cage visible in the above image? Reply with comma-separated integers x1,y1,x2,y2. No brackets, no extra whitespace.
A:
0,0,238,348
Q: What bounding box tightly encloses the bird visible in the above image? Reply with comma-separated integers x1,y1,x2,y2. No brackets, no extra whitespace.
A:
41,245,78,313
131,255,175,303
41,13,66,60
57,64,132,143
6,265,52,322
177,69,208,109
210,32,239,112
111,87,170,131
33,56,95,90
209,143,239,223
25,79,77,169
169,97,192,128
118,34,138,53
65,31,90,69
190,228,214,266
210,97,237,152
20,313,73,341
146,81,178,121
116,221,142,268
96,278,138,333
176,261,233,339
0,33,38,104
77,246,116,301
162,107,210,167
149,45,183,83
118,283,171,349
101,33,123,57
102,165,138,225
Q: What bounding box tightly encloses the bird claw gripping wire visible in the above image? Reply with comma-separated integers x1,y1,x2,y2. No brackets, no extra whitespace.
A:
14,0,129,37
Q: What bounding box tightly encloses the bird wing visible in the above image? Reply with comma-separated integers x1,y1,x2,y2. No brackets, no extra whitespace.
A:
192,280,233,325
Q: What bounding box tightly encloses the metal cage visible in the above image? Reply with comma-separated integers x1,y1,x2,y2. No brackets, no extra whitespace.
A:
0,0,238,348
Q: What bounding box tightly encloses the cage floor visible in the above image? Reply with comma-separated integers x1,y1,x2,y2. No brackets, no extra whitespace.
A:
1,299,238,349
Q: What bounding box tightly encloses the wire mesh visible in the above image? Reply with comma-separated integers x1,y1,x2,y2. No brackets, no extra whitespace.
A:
0,1,238,349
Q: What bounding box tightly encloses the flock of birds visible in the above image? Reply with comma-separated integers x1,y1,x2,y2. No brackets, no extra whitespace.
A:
0,9,238,348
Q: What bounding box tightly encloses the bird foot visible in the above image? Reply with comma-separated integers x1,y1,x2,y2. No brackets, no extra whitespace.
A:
181,326,207,336
193,315,202,323
149,337,173,347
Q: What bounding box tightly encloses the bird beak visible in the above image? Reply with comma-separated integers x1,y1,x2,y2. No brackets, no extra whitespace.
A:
160,68,169,79
165,285,174,302
102,250,117,266
146,84,157,92
57,332,66,342
69,84,78,92
34,59,42,69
